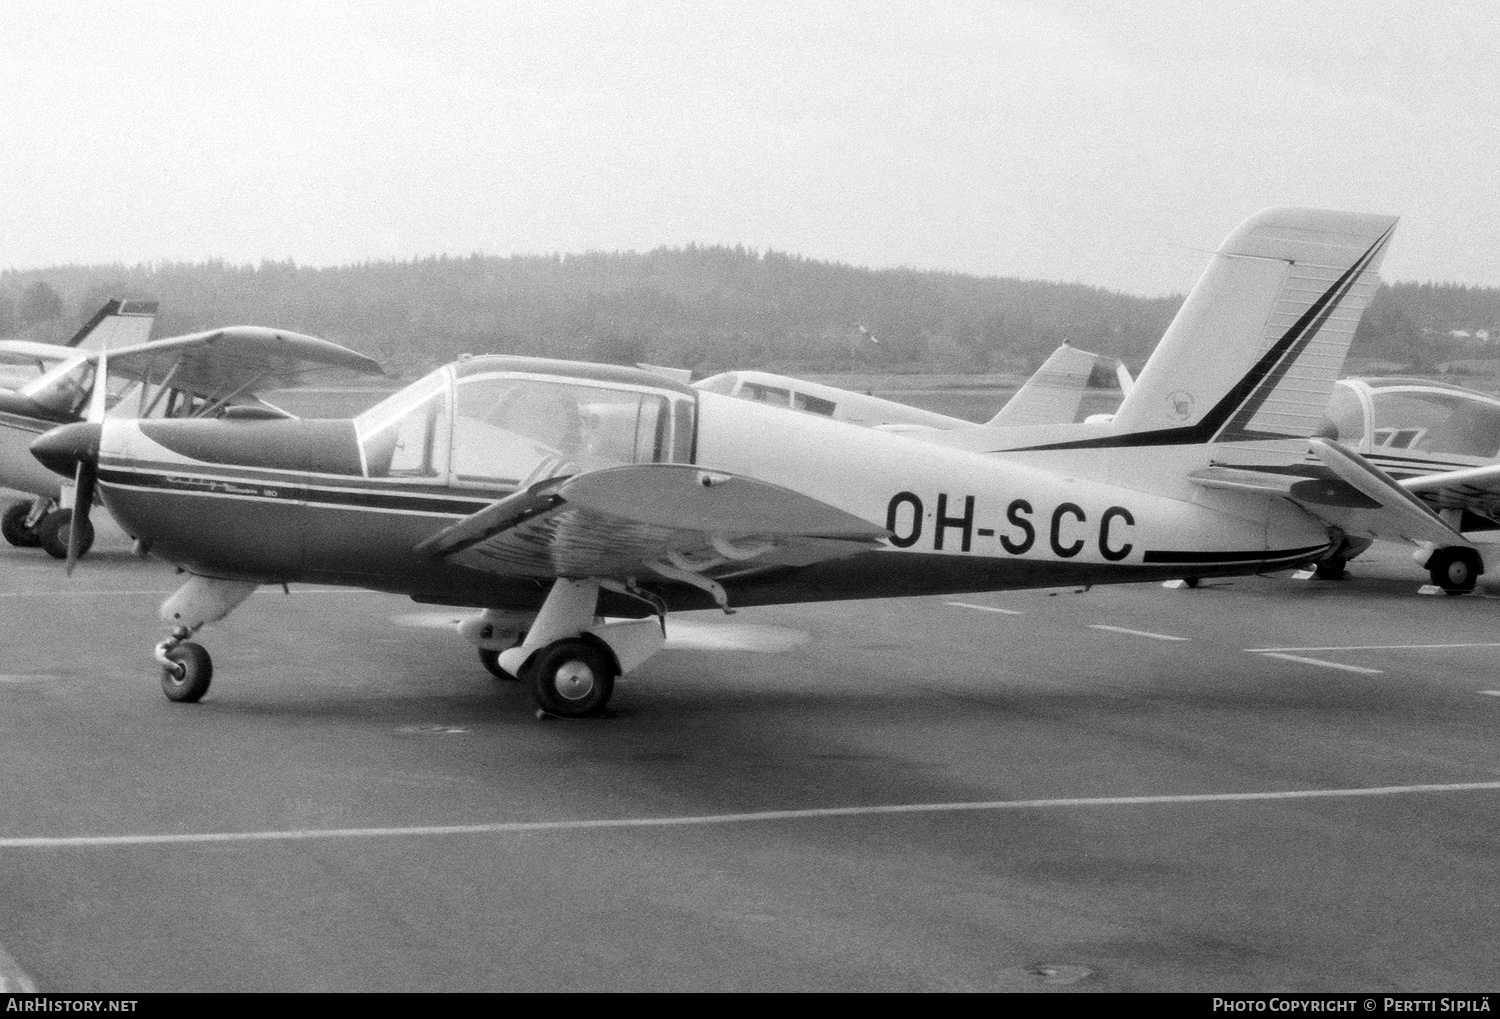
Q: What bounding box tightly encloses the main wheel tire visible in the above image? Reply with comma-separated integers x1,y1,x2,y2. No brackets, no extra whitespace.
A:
1428,547,1482,595
478,647,518,681
36,510,74,560
53,515,94,560
2,502,40,548
160,642,213,702
525,638,616,718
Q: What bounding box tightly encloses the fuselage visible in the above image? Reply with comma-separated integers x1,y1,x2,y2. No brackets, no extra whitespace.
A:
83,358,1334,615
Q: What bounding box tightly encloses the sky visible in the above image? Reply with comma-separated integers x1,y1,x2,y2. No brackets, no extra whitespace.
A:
2,0,1497,295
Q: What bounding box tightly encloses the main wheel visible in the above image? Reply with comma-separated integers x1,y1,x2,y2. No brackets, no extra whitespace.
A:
524,638,616,718
37,509,92,560
2,502,40,548
478,647,518,681
160,642,213,702
1427,546,1482,595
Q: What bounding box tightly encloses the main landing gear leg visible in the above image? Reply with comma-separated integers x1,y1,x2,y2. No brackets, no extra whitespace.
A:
153,576,259,703
497,579,666,719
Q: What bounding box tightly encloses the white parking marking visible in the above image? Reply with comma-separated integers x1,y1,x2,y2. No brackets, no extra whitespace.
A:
0,588,383,599
1087,625,1189,641
1480,691,1500,697
0,943,37,992
0,590,172,598
1246,642,1500,653
8,781,1496,850
945,601,1023,615
1256,652,1383,675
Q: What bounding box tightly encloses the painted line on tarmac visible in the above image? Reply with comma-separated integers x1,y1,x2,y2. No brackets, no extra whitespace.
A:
0,590,172,598
0,942,38,992
945,601,1023,615
7,781,1498,850
1480,691,1500,697
0,588,382,599
1246,642,1500,653
1255,652,1383,675
1087,624,1190,641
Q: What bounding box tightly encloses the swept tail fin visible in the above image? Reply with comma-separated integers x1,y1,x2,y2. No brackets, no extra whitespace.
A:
1109,207,1397,445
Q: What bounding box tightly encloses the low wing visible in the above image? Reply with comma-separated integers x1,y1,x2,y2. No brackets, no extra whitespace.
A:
1190,437,1470,548
416,463,888,603
1400,462,1500,525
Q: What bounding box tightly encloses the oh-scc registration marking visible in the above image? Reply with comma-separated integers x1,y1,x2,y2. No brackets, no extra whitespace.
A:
885,491,1135,561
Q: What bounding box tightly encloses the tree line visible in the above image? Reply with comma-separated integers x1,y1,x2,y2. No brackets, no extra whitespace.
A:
2,249,1497,379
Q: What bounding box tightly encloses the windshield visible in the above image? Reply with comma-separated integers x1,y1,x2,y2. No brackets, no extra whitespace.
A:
356,367,451,478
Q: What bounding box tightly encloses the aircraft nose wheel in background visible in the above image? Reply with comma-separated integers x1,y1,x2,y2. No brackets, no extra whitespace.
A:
159,641,213,702
1425,546,1483,595
523,638,616,718
2,502,42,547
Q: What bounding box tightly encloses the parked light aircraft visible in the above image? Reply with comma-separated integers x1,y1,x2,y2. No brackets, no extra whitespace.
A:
1297,375,1500,591
692,343,1132,432
2,304,384,558
33,207,1408,718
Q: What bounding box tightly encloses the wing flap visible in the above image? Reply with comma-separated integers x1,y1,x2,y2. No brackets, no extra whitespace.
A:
1307,438,1470,546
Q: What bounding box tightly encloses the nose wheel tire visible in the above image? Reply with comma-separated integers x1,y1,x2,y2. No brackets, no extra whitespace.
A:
160,642,213,702
523,639,616,718
37,509,93,561
1427,547,1482,595
2,502,40,548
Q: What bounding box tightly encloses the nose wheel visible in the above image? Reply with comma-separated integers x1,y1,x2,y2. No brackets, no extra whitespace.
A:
156,628,213,702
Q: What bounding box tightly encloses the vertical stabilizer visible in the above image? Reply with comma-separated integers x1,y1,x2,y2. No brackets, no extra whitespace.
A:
68,299,158,351
1109,208,1397,444
987,343,1128,427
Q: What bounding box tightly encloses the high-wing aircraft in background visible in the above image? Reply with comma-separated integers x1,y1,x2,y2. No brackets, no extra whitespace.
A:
2,306,385,558
33,207,1407,719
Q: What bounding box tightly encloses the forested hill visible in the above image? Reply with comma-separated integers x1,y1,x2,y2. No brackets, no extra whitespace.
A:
1,248,1496,378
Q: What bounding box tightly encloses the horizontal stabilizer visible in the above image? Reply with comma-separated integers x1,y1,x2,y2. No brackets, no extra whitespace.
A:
1309,438,1469,546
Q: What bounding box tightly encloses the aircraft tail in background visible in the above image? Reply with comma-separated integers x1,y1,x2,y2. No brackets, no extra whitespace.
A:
66,298,158,351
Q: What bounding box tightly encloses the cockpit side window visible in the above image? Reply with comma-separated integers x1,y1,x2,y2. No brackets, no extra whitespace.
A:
1368,390,1500,459
450,375,680,487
